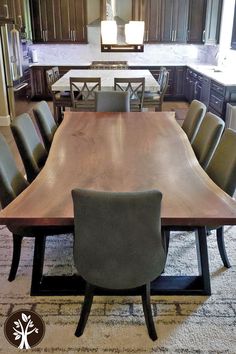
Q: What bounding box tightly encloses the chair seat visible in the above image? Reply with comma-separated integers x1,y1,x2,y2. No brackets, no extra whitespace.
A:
54,91,71,100
143,92,161,101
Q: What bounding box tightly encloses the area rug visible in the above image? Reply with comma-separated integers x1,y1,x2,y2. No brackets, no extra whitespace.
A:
0,225,235,353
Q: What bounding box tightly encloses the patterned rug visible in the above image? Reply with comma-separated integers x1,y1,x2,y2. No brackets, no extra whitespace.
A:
0,225,235,353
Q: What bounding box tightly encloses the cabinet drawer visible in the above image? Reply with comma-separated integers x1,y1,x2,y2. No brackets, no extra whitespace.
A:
209,93,224,114
211,81,226,96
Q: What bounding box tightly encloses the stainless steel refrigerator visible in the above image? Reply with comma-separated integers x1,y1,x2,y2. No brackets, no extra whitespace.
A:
0,19,29,120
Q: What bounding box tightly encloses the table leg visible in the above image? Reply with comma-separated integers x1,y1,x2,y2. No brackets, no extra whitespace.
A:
30,236,46,295
195,227,211,295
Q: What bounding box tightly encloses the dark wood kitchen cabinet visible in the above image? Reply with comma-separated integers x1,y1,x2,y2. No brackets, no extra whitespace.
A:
30,0,87,43
132,0,162,43
187,0,207,43
0,0,26,29
161,0,189,43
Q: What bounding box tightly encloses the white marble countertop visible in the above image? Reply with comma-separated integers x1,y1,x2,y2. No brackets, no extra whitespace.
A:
188,64,236,86
52,69,159,92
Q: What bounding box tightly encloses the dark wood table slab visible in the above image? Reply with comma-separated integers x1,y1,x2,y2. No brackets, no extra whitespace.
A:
1,111,236,296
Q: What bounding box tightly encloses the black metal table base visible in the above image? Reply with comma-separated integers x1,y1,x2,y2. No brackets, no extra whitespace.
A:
30,227,211,297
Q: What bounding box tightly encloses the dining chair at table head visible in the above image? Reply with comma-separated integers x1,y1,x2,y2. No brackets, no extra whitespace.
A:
70,77,101,111
181,100,206,144
33,100,58,152
192,112,225,170
205,128,236,268
11,113,48,183
46,68,71,124
95,91,130,112
72,188,166,341
114,77,145,112
142,70,169,112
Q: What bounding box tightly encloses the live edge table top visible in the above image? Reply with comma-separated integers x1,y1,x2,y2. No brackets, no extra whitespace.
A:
1,111,236,228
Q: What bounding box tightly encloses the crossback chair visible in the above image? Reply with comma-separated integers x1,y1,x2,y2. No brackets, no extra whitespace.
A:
95,91,130,112
70,77,101,111
143,70,169,111
11,113,48,183
114,77,145,112
205,128,236,268
45,68,71,124
33,100,58,152
192,112,225,170
72,188,166,341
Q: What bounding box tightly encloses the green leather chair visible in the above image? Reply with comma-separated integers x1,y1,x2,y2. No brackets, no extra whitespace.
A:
0,132,72,281
33,101,58,152
182,100,207,144
95,91,130,112
72,189,166,341
192,112,225,170
205,128,236,268
11,113,48,183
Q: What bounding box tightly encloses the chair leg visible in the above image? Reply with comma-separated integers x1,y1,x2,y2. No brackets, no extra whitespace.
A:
141,283,157,341
216,227,231,268
8,234,23,282
75,282,95,337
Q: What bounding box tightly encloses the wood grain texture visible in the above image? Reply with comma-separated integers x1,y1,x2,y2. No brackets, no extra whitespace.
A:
1,111,236,227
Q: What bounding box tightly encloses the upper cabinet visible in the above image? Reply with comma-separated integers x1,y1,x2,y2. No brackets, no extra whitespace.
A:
204,0,223,44
231,1,236,49
132,0,222,45
161,0,189,43
187,0,207,43
30,0,87,43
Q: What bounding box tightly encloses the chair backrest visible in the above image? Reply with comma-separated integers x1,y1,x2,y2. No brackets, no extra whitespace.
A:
95,91,130,112
192,112,225,170
157,66,167,86
45,69,55,93
33,101,57,152
72,189,166,290
70,77,101,111
11,113,48,183
206,128,236,197
114,77,145,112
0,133,29,208
182,100,206,144
52,66,60,81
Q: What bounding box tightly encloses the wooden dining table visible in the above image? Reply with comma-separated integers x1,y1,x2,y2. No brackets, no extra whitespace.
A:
1,111,236,296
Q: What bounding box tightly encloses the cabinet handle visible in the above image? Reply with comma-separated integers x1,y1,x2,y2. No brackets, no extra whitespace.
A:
175,30,177,42
187,30,190,42
202,30,206,43
18,15,23,28
46,30,48,41
4,4,9,18
170,30,172,41
74,30,76,41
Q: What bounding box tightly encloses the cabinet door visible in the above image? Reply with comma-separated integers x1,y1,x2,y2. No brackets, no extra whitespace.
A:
174,67,186,98
204,0,223,44
0,0,13,18
71,0,87,42
187,0,206,43
173,0,189,43
161,0,189,43
30,0,56,42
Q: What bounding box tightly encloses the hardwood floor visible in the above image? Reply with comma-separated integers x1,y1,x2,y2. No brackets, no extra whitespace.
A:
0,100,189,175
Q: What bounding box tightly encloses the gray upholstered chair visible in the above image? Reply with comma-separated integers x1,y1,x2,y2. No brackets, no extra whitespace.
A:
72,189,166,341
192,112,225,170
70,77,101,111
181,100,207,144
33,101,57,152
114,77,145,112
0,132,72,281
95,91,130,112
205,128,236,268
143,70,169,111
11,113,48,183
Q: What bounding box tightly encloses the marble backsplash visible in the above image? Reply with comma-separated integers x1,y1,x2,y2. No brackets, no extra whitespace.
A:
30,26,219,66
